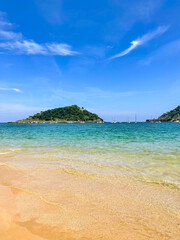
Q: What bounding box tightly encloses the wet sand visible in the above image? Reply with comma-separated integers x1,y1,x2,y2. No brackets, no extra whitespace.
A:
0,161,180,240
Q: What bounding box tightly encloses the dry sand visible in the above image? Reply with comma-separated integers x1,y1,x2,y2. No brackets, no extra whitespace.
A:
0,163,179,240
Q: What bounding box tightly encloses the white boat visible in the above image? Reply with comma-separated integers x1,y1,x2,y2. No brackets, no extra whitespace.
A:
135,114,137,123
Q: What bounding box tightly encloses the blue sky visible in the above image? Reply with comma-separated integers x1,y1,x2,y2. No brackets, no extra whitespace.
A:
0,0,180,122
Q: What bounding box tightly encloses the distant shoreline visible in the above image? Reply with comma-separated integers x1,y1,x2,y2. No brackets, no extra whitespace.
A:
8,120,104,124
2,121,179,124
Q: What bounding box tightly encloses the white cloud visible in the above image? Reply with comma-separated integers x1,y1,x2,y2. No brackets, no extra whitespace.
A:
0,20,13,28
0,30,22,40
108,26,169,60
46,43,78,56
0,40,78,56
0,12,78,56
0,88,22,92
10,40,46,54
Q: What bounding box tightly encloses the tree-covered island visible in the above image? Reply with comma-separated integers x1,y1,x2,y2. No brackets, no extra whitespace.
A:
12,105,104,123
146,105,180,122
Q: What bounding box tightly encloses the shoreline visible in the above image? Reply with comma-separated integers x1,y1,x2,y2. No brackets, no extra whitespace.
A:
8,120,104,124
0,122,179,239
2,122,180,125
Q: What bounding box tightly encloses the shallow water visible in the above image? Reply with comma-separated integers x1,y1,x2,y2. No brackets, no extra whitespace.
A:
0,122,180,185
0,123,180,240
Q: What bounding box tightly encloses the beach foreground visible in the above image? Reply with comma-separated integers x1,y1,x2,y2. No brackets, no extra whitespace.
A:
0,163,179,240
0,123,180,239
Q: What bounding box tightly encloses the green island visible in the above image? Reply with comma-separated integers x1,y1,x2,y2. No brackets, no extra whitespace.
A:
146,105,180,122
11,105,104,123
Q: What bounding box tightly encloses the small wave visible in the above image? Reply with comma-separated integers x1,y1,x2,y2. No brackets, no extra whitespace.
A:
9,148,21,152
0,148,21,156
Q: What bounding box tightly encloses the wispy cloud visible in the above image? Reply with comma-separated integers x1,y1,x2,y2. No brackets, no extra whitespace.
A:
46,43,78,56
110,0,165,26
0,87,22,92
0,30,22,40
0,20,13,28
140,39,180,65
0,12,78,56
0,40,78,56
51,87,154,101
0,40,47,55
85,87,154,98
108,26,169,60
0,11,14,29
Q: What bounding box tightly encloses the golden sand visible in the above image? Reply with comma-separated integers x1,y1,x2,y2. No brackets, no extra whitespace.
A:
0,162,180,240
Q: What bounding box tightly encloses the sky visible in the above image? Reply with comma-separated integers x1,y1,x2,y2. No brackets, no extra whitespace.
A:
0,0,180,122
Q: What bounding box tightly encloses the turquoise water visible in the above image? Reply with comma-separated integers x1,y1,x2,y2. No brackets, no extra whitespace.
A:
0,123,180,185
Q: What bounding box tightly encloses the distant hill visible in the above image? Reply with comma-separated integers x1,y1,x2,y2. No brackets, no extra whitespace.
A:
13,105,104,123
146,105,180,122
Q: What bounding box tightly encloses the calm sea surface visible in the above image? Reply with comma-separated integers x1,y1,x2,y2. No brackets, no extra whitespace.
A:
0,123,180,185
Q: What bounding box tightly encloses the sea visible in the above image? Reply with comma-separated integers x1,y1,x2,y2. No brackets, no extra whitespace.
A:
0,122,180,186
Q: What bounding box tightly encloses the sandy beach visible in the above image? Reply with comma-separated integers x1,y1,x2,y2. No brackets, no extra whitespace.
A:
0,122,180,240
0,161,179,240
